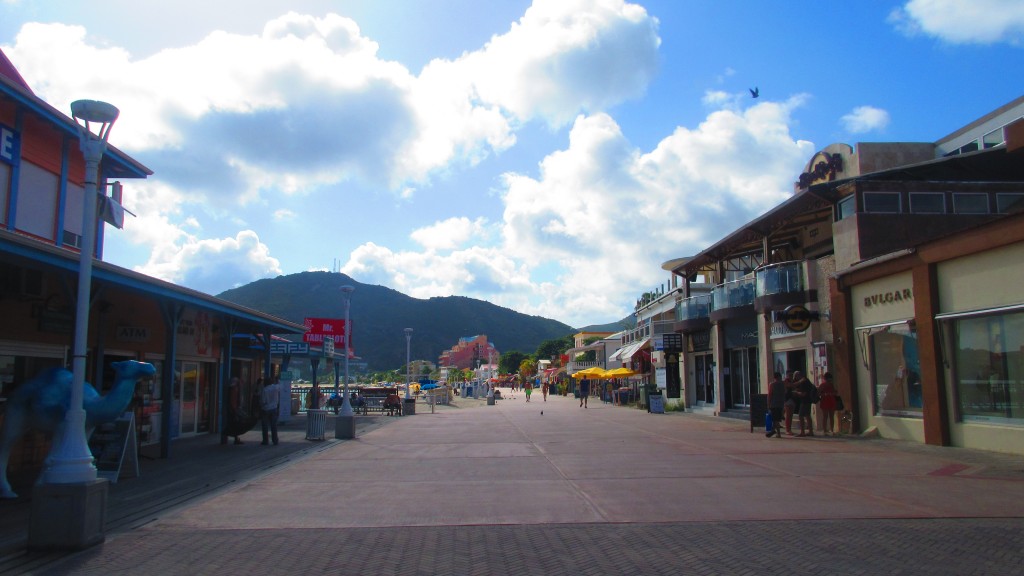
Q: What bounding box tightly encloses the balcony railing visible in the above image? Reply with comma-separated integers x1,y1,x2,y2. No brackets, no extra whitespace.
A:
676,293,712,321
712,277,755,311
755,261,804,296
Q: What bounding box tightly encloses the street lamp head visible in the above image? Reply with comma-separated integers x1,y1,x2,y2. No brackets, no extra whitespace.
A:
404,328,413,337
70,100,119,142
340,284,355,296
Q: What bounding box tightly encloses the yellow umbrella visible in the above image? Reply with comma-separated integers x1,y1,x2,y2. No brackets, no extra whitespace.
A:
572,367,607,379
604,367,637,378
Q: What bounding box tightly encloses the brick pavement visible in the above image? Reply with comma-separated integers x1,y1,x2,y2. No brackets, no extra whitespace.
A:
5,391,1024,575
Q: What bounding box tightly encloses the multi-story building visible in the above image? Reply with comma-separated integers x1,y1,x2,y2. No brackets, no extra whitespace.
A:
438,335,498,371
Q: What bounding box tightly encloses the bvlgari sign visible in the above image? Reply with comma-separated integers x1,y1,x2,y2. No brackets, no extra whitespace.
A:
863,288,913,308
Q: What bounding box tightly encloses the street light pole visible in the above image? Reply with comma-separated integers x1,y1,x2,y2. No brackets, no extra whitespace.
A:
42,100,119,486
335,285,356,439
404,328,413,399
30,100,119,551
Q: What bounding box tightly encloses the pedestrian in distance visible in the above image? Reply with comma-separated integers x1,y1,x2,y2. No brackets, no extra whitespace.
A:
783,370,797,435
226,376,245,444
542,380,549,401
793,371,815,437
818,372,838,435
260,376,282,445
579,377,591,408
766,372,785,438
523,377,533,402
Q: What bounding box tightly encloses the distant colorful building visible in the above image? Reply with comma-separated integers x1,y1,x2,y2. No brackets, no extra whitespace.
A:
438,335,498,370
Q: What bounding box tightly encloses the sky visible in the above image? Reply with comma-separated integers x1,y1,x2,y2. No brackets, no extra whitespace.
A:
1,0,1022,328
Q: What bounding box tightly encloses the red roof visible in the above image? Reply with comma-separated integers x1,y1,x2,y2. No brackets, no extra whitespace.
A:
0,48,33,94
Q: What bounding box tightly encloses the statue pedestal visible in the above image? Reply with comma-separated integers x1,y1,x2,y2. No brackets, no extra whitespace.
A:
28,479,108,551
335,414,355,439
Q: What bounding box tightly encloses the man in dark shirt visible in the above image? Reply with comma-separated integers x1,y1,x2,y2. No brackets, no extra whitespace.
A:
793,371,815,437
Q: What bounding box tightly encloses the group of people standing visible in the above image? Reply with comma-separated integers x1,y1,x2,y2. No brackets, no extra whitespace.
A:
766,370,840,437
226,376,283,446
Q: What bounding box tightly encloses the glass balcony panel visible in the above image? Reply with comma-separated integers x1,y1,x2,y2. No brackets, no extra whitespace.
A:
676,294,712,321
711,277,755,311
755,261,805,297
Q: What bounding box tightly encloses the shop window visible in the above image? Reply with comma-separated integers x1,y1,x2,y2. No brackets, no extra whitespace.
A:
864,323,922,417
863,192,901,214
14,161,59,240
947,311,1024,425
996,193,1024,214
953,193,989,215
909,193,945,214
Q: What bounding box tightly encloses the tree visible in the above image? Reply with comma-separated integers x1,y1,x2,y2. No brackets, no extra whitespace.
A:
500,351,527,375
518,358,537,378
536,334,574,363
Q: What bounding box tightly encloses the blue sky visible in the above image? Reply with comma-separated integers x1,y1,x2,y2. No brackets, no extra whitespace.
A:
2,0,1022,327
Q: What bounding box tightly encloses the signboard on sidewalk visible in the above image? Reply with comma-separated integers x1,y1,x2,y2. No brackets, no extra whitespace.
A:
303,317,349,349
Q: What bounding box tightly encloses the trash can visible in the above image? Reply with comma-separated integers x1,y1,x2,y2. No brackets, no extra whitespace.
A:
403,398,416,416
306,409,327,440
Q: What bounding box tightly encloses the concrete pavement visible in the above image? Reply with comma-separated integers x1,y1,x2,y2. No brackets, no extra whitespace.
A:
5,390,1024,574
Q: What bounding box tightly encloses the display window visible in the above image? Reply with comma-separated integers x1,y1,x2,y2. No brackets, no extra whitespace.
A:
945,310,1024,425
861,322,922,417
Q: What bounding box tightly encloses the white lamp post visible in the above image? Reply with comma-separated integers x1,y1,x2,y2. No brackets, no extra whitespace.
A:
339,285,355,417
404,328,413,399
29,100,118,551
335,285,356,439
41,100,119,486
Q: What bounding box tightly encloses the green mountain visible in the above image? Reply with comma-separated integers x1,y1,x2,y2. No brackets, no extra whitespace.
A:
217,271,575,371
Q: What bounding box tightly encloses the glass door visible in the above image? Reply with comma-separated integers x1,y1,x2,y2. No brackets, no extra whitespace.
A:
694,353,715,405
728,347,759,408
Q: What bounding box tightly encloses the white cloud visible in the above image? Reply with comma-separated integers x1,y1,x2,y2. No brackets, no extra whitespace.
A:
343,98,815,326
890,0,1024,45
136,230,282,295
410,217,492,251
4,3,661,302
840,106,891,134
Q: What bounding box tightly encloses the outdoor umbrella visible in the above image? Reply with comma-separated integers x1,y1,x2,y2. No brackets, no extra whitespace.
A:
604,367,637,378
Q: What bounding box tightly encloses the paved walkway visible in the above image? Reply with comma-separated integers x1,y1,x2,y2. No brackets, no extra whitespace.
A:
4,391,1024,574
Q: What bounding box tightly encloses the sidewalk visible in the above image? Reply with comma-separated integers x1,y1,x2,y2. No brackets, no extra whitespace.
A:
5,392,1024,575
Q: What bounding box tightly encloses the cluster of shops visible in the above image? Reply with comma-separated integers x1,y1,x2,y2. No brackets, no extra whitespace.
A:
590,97,1024,456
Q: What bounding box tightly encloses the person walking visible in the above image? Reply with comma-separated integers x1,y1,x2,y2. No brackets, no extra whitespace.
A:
766,372,785,438
793,371,815,437
523,377,533,402
579,377,591,408
260,376,282,446
818,372,838,435
542,380,549,402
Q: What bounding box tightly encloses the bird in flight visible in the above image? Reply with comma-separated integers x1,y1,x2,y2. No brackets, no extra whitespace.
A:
749,87,759,98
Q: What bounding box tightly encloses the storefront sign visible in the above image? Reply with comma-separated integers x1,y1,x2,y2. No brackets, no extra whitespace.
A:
781,305,815,332
116,325,150,342
0,123,19,165
270,341,309,355
303,317,348,347
798,151,843,188
863,288,913,308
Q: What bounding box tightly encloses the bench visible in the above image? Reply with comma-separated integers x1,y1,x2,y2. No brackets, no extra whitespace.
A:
357,396,402,416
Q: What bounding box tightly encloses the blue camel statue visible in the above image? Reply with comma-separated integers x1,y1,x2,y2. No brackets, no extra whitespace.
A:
0,360,156,499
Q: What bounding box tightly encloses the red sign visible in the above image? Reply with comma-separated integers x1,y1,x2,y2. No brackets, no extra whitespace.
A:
303,317,350,349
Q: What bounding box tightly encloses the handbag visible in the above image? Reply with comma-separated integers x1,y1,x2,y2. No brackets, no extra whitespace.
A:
835,395,845,411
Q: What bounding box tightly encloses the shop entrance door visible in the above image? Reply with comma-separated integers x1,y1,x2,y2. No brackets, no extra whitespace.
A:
694,353,715,405
177,361,200,436
727,347,759,408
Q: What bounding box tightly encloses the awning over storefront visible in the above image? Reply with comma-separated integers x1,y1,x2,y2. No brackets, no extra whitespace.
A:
610,338,650,364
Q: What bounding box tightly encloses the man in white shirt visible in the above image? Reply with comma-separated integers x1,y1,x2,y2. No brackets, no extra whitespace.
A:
260,377,282,445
